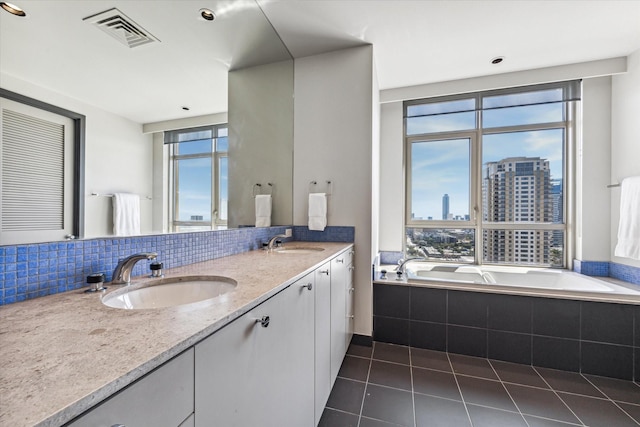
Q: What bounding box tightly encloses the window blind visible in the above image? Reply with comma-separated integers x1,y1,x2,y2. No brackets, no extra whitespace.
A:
1,108,65,231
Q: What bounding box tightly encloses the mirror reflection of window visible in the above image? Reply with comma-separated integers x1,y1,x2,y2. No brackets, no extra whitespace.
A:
165,124,228,232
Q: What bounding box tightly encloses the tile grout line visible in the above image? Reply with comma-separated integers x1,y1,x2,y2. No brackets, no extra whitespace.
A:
531,365,587,426
580,374,640,426
486,358,532,427
447,350,474,426
355,343,375,427
409,347,417,427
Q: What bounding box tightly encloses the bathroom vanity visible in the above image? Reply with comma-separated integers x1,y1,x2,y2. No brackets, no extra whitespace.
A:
0,242,354,427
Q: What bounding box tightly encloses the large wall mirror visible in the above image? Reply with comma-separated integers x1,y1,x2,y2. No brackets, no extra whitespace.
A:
0,0,293,244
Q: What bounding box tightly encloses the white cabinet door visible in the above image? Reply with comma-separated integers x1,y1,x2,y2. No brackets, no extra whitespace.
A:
68,349,194,427
195,275,315,427
314,262,331,426
330,251,348,385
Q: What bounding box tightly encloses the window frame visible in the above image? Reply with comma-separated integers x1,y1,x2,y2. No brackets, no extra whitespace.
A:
404,81,577,267
167,124,228,232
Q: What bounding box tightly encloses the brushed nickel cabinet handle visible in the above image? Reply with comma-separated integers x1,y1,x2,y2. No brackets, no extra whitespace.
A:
254,316,270,327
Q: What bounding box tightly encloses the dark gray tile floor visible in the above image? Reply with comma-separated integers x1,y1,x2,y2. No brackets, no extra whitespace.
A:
319,342,640,427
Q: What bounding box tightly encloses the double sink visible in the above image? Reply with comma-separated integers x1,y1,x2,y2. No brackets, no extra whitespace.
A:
102,245,325,310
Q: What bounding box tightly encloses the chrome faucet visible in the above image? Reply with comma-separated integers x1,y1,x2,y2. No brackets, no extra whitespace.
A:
111,252,157,285
266,234,288,251
396,256,427,278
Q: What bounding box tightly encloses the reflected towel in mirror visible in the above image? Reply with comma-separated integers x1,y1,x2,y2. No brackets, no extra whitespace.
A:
113,193,141,236
255,194,272,227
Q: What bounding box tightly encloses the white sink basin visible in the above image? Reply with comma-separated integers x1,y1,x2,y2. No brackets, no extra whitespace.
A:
102,276,237,309
275,247,325,254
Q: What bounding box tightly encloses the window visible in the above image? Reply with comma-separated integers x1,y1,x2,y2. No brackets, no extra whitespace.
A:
405,81,579,267
165,124,228,232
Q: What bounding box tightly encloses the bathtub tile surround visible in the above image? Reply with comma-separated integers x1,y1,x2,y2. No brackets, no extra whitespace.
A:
575,259,640,285
379,250,404,265
574,259,610,277
373,283,640,381
610,262,640,285
0,226,355,306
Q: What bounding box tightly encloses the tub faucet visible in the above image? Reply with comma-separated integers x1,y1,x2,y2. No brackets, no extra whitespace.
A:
266,234,288,251
111,252,157,285
396,257,427,278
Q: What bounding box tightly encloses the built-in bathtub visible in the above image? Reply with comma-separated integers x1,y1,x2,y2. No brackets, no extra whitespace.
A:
404,264,640,302
373,264,640,381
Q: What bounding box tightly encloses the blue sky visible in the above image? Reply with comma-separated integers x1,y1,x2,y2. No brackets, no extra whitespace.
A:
175,136,228,223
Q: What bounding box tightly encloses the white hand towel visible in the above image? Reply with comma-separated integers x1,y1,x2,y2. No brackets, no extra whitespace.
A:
113,193,141,236
614,176,640,260
255,194,272,227
308,193,327,231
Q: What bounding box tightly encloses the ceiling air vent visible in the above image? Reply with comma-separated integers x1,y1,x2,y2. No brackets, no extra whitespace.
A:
83,7,160,48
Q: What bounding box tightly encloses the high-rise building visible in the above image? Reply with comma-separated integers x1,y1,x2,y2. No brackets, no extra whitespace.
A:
482,157,552,264
442,194,450,220
551,179,563,247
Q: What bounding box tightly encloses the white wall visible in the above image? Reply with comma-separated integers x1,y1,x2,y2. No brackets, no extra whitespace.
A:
294,45,374,336
379,101,404,252
371,56,381,262
576,77,612,261
611,48,640,268
1,73,153,238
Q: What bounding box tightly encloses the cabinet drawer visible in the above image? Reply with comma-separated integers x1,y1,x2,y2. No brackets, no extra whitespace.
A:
67,348,194,427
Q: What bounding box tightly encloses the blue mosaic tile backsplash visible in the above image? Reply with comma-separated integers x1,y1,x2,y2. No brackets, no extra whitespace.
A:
610,262,640,286
574,259,640,285
379,251,404,265
292,226,354,243
0,225,355,306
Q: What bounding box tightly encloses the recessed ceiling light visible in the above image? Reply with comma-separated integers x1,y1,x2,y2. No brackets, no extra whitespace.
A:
182,106,190,111
199,8,215,21
491,56,505,65
1,2,26,16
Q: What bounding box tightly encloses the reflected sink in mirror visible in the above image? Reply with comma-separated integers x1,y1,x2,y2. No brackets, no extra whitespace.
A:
102,276,237,310
275,247,325,254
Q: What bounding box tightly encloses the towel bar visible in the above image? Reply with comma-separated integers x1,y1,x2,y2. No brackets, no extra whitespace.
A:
309,180,332,196
253,183,273,197
91,192,152,200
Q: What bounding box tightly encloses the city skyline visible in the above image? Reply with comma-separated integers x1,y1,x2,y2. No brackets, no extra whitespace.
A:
411,129,563,220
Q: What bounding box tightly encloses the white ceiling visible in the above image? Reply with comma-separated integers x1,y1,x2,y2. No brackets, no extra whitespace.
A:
1,0,639,124
259,0,640,90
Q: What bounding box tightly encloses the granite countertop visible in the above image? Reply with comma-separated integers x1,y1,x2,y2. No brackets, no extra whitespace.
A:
0,242,352,427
